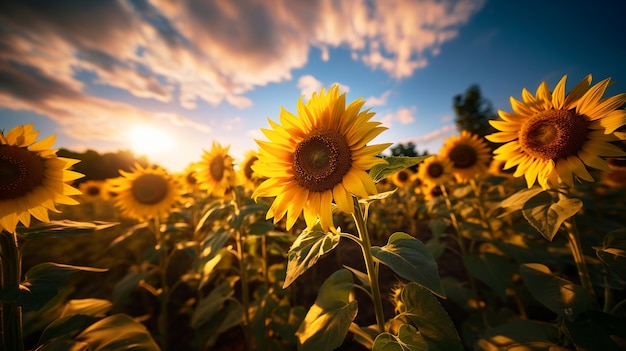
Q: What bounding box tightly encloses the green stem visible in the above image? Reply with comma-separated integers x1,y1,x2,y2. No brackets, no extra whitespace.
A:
232,190,252,349
0,231,24,351
154,217,170,351
351,196,386,333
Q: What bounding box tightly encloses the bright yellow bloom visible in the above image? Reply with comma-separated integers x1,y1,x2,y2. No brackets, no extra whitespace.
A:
237,150,266,192
0,124,83,233
487,75,626,188
79,180,105,203
417,155,454,187
439,131,491,183
108,164,179,221
196,143,236,198
252,85,391,231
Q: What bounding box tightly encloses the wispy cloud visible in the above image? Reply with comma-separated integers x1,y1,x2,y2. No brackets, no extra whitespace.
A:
297,75,324,98
380,107,416,128
0,0,484,144
400,124,458,146
366,90,392,107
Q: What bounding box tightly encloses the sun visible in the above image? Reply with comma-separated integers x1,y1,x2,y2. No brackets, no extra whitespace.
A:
126,125,173,159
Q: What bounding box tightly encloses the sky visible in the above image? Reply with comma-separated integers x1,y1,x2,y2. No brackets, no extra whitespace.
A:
1,0,626,173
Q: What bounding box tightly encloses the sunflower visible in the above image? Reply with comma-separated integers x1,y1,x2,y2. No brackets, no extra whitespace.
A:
0,124,83,233
237,150,266,192
252,85,391,231
602,157,626,188
391,168,414,188
108,164,179,221
195,142,236,198
417,155,454,187
79,180,105,203
439,130,491,183
486,75,626,189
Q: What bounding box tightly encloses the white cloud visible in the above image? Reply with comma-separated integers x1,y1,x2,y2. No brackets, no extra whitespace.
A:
380,106,416,127
400,124,458,145
297,75,324,98
366,90,392,107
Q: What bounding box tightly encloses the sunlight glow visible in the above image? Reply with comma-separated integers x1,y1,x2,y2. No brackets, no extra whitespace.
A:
126,125,174,159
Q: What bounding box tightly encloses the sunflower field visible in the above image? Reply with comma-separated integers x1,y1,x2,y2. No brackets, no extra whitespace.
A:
2,76,626,351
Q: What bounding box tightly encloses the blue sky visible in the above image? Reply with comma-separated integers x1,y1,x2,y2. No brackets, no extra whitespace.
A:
2,0,625,172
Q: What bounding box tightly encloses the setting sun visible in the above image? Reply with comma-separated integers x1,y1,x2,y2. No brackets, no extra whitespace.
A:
126,125,173,159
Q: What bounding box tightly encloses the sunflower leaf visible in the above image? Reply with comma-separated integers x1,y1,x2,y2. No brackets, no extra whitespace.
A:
369,156,431,183
521,192,583,241
372,324,428,351
371,233,445,298
296,269,357,351
16,220,118,240
595,229,626,279
283,221,340,288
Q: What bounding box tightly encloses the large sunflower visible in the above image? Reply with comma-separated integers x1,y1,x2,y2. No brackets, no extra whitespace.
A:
417,155,454,187
486,75,626,189
439,130,491,183
196,142,236,198
252,85,391,231
0,124,83,233
108,164,179,221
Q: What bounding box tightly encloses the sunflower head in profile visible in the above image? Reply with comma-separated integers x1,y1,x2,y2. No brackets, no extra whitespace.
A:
391,168,414,188
439,130,491,183
79,180,105,203
237,150,267,192
0,124,83,233
252,84,391,231
108,164,179,221
486,75,626,189
417,155,454,187
196,142,236,198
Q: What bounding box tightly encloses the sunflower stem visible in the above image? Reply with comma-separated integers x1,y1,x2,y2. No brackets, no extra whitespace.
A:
153,217,170,351
0,231,25,351
558,190,596,301
232,191,252,349
351,196,386,333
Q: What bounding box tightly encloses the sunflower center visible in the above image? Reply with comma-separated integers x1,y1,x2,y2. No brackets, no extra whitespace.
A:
519,109,589,161
244,156,258,180
449,144,478,169
131,174,169,205
397,170,409,182
210,155,225,181
0,145,45,200
426,162,444,178
86,185,100,196
293,130,352,192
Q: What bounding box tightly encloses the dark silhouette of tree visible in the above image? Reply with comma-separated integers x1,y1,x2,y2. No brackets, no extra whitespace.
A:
57,148,150,184
453,85,497,144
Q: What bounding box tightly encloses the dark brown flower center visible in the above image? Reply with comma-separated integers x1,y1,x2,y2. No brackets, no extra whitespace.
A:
449,144,478,169
293,130,352,192
0,145,45,200
426,162,444,178
244,156,258,180
397,170,410,183
131,173,169,205
209,155,225,181
519,109,589,161
86,185,100,196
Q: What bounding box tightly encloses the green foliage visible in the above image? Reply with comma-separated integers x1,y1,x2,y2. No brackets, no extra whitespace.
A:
369,155,430,183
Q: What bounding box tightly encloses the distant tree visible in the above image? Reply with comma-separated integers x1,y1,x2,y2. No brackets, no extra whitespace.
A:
57,149,149,184
452,84,497,144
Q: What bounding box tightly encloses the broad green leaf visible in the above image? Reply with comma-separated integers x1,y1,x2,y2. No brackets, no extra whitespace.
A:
495,186,545,217
17,220,118,240
371,232,445,298
36,314,100,348
296,269,357,351
230,203,269,229
476,319,569,351
463,252,515,301
71,314,160,351
396,283,463,351
519,263,595,320
248,220,274,235
566,310,626,351
107,222,149,249
200,228,233,263
191,276,240,329
369,156,430,183
21,263,108,311
60,299,112,318
595,229,626,279
269,305,306,346
522,191,583,241
373,325,428,351
283,221,340,288
112,269,151,305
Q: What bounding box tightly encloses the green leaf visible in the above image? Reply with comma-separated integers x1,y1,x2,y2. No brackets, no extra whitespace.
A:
200,228,233,263
595,229,626,279
283,221,340,288
369,156,430,183
522,191,583,241
36,314,100,348
495,186,546,217
112,269,151,305
248,220,274,235
17,220,118,240
191,276,240,329
371,233,445,298
396,283,464,351
21,263,108,311
566,310,626,351
296,269,357,351
463,252,515,301
477,319,569,350
69,314,160,351
60,299,112,318
372,325,428,351
519,263,595,320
